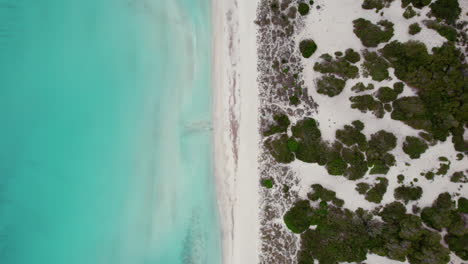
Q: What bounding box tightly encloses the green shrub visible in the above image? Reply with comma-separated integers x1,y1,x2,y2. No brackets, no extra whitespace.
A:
450,171,467,183
397,174,405,183
430,0,461,24
458,197,468,213
350,95,385,118
424,20,457,41
421,192,455,230
391,96,430,131
299,39,317,58
362,51,390,81
314,56,359,79
393,82,404,94
351,82,374,93
403,6,417,19
344,48,361,63
368,130,397,152
336,124,367,148
287,137,299,152
394,185,423,202
376,86,398,103
289,95,300,105
291,118,328,164
365,177,389,203
352,120,365,131
263,113,290,136
445,234,468,260
308,184,337,202
424,171,435,180
353,19,394,47
284,200,313,233
409,23,422,35
326,157,348,175
436,162,450,175
316,75,346,97
380,201,407,223
366,130,397,175
403,136,428,159
264,134,295,163
356,182,371,194
402,0,431,8
298,2,310,16
362,0,395,10
261,178,274,188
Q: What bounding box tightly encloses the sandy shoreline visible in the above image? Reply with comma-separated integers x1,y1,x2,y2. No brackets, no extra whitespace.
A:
212,0,260,263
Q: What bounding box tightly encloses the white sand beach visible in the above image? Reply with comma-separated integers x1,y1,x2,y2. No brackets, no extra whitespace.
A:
213,0,260,263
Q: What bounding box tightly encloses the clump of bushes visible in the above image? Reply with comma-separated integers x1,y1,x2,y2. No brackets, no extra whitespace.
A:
353,18,394,47
381,41,467,151
429,0,461,24
409,23,422,35
298,2,310,16
362,0,395,11
313,54,359,79
316,75,346,97
344,48,361,63
362,51,390,81
394,185,423,203
424,20,457,41
421,193,468,260
285,193,462,264
299,39,317,58
263,113,290,136
403,136,428,159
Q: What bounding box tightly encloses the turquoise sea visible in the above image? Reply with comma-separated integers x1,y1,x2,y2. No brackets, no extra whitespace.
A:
0,0,221,263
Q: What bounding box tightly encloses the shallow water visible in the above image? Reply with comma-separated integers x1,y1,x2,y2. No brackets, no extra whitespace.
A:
0,0,221,263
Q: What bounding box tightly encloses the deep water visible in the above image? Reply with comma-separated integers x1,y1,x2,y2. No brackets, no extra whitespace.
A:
0,0,221,263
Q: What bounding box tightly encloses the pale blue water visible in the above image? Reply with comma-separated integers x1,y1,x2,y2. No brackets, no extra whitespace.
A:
0,0,221,264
